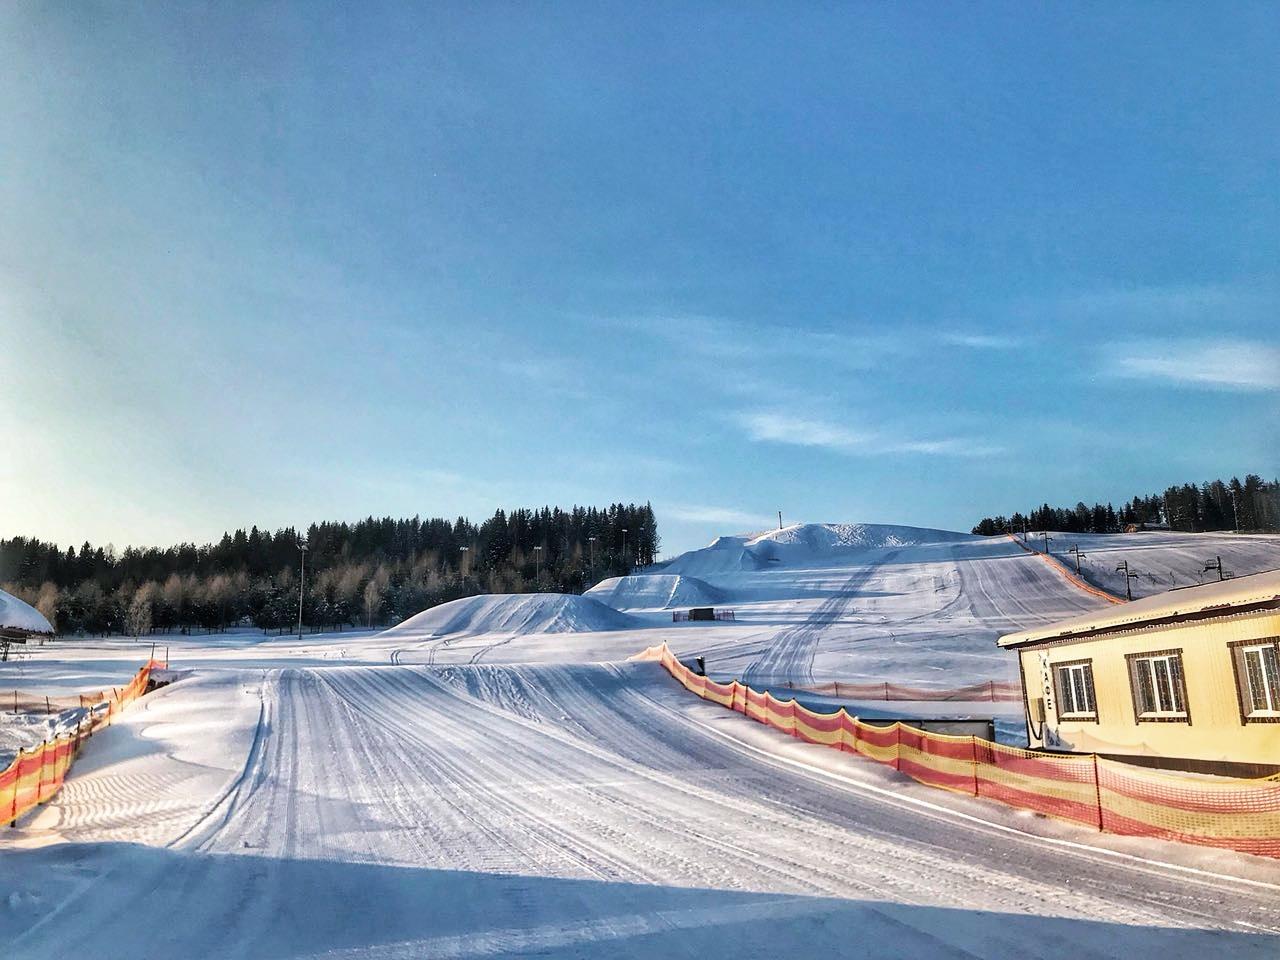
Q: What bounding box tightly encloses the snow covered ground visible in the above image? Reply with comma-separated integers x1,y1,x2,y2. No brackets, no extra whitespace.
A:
3,523,1279,957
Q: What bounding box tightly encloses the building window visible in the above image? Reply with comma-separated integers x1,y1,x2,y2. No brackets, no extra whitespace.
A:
1231,638,1280,723
1053,660,1097,720
1127,650,1189,722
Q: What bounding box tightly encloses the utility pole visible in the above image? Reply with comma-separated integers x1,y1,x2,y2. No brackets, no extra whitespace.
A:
296,540,308,641
1067,544,1086,575
1115,560,1138,601
1231,487,1240,533
1204,556,1227,582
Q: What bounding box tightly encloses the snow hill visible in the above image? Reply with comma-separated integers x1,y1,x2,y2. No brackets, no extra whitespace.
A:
664,522,975,575
585,574,725,610
381,593,642,639
0,588,53,635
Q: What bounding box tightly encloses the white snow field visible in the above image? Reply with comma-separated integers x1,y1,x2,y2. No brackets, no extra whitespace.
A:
3,523,1279,958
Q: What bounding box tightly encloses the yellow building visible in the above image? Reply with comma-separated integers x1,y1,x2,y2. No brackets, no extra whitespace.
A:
998,569,1280,777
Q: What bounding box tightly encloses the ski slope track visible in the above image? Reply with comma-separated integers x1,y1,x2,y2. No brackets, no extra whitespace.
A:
3,525,1279,958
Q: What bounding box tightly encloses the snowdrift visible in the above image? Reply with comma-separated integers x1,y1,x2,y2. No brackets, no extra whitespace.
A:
665,522,974,575
585,574,726,610
0,588,53,635
382,593,643,639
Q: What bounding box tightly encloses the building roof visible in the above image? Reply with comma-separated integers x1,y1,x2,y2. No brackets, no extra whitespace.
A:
0,588,54,638
997,568,1280,649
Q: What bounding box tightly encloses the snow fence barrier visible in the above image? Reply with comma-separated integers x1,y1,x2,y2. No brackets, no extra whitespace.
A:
1,659,167,827
635,643,1280,859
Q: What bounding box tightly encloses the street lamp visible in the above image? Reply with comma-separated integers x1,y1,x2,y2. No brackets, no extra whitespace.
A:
621,528,628,570
534,545,543,584
1067,544,1087,575
588,535,596,573
1115,560,1139,601
459,545,470,580
296,540,308,640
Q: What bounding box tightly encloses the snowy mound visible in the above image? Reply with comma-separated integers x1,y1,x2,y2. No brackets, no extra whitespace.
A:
666,522,974,575
748,523,974,553
0,588,53,635
585,574,726,610
382,593,642,639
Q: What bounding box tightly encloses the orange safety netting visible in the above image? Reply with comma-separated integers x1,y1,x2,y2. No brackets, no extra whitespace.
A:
636,643,1280,859
788,678,1023,702
1,659,167,827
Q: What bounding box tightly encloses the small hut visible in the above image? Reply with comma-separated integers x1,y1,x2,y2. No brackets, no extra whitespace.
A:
0,588,54,660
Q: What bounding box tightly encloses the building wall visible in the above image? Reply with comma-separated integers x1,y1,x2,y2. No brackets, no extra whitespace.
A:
1017,610,1280,768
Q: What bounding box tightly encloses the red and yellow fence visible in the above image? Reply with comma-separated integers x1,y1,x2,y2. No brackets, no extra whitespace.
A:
636,644,1280,859
1007,533,1124,605
1,659,166,828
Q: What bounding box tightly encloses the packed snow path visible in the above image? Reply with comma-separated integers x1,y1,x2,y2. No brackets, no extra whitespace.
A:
5,663,1278,958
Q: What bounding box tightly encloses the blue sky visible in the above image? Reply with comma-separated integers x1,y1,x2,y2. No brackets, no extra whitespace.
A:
1,3,1277,557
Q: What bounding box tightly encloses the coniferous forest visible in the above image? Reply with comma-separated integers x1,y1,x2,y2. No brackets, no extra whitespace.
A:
972,474,1280,537
0,504,658,637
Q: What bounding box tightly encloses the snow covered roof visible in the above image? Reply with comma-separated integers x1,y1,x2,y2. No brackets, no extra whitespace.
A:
0,588,54,637
998,568,1280,649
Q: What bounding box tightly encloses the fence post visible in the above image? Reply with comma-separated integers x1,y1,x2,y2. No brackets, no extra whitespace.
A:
8,756,18,826
35,741,46,804
970,735,980,797
1092,753,1105,832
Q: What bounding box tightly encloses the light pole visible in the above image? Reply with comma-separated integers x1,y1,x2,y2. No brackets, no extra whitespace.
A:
1115,560,1138,601
534,545,543,585
621,528,628,572
588,535,596,574
296,540,308,640
1204,556,1227,582
1067,544,1086,575
459,545,470,579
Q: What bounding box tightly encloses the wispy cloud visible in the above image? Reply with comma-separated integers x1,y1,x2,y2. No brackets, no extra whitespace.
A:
734,411,1002,457
664,504,776,530
940,331,1024,350
1105,340,1280,392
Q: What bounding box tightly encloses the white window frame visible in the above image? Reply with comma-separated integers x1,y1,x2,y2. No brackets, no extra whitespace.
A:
1128,651,1189,721
1053,661,1096,719
1240,642,1280,718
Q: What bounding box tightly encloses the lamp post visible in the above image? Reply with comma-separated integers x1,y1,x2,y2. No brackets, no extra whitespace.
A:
534,545,543,585
1067,544,1086,575
621,528,628,572
459,545,470,579
1115,560,1138,601
296,540,308,640
588,535,596,574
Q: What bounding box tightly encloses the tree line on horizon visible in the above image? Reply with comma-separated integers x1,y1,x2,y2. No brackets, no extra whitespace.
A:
0,503,658,637
971,474,1280,537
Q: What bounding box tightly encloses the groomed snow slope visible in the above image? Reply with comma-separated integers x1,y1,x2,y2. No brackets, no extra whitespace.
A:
0,587,53,635
4,664,1278,958
585,574,725,610
1029,531,1280,599
381,592,642,639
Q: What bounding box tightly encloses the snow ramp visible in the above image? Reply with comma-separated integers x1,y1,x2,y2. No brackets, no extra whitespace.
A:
585,574,726,610
381,593,643,639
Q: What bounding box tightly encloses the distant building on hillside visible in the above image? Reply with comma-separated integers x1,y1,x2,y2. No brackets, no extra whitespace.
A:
0,588,55,660
998,570,1280,777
